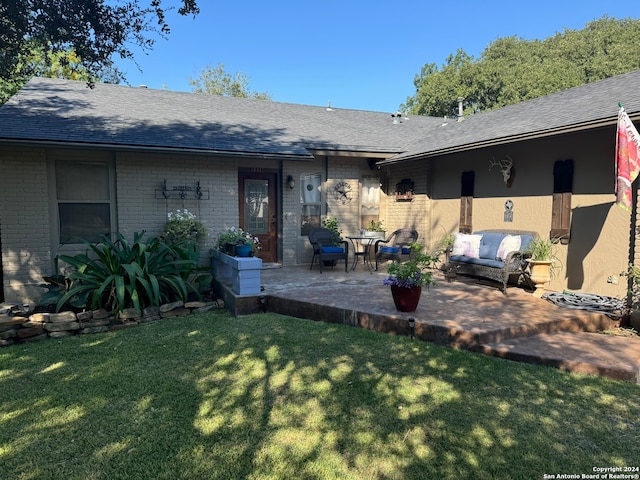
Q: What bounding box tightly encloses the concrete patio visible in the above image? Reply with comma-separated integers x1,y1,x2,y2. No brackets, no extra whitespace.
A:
214,262,640,383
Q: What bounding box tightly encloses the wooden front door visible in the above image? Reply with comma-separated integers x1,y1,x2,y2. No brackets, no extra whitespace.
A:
239,172,277,263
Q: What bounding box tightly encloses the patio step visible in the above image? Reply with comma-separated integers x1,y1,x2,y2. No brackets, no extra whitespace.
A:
478,331,640,383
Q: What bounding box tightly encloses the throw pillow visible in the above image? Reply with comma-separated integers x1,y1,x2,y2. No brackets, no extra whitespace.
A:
452,233,482,259
496,235,522,260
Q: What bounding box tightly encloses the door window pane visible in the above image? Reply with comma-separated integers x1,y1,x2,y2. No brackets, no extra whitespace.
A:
244,179,269,234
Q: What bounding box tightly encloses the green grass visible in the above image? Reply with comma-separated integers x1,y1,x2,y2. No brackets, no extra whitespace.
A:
1,312,639,480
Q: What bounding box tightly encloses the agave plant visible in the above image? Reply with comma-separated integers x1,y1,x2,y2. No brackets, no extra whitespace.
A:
56,231,211,313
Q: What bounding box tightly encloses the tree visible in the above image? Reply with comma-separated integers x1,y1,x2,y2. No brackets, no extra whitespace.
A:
403,16,640,118
0,44,124,104
0,0,200,85
189,63,272,100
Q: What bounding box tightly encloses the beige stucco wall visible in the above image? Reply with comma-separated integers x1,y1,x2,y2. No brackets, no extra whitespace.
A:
424,127,631,297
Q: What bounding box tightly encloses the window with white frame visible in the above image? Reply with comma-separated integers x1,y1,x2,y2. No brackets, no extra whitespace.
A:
300,173,321,236
360,177,381,228
53,154,115,245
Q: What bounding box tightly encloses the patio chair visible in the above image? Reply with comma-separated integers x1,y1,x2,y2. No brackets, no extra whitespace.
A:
374,229,419,271
308,227,349,273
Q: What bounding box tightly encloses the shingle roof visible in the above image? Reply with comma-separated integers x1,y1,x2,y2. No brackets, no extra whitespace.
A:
2,70,640,162
381,69,640,164
0,77,441,159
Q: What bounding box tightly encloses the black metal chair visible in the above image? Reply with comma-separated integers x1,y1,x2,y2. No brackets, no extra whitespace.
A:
374,229,419,271
308,228,349,273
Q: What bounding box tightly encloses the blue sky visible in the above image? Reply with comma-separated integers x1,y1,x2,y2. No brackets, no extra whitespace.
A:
114,0,640,113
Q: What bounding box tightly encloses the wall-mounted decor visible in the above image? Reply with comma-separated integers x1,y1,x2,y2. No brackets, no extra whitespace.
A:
333,181,353,205
395,178,414,201
155,180,210,200
489,155,515,188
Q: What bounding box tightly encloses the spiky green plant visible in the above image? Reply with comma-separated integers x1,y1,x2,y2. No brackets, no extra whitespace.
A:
56,231,210,313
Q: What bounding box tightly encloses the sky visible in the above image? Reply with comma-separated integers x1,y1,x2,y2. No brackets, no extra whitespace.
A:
113,0,640,113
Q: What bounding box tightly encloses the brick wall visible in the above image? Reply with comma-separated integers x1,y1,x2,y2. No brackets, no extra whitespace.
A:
0,146,52,303
116,152,239,253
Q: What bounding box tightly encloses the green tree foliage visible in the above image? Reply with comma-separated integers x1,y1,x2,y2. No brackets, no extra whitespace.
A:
404,16,640,118
0,44,124,104
189,63,272,100
0,0,199,86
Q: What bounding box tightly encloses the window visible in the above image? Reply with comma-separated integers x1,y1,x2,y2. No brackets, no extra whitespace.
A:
460,171,474,233
300,173,321,236
53,154,115,245
551,159,573,243
360,177,381,228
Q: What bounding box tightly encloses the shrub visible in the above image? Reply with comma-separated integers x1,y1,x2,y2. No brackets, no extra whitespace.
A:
56,231,211,313
162,209,208,245
321,216,342,246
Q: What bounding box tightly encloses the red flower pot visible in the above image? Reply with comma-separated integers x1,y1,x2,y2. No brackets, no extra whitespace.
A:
390,285,422,312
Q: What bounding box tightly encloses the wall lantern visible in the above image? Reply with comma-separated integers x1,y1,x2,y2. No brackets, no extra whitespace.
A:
286,175,295,190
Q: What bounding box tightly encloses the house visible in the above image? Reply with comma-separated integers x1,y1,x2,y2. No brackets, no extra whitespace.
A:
1,71,639,305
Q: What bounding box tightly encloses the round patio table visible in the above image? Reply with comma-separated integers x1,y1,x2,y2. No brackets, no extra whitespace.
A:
346,236,376,273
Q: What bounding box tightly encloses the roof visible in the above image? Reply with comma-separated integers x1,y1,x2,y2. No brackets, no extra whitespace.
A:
0,77,441,160
380,69,640,165
2,70,640,163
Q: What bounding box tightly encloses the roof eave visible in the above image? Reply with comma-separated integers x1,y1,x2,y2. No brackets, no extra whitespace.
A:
379,113,640,166
0,138,316,161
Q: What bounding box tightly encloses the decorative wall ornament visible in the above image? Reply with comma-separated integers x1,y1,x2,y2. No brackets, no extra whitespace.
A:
155,180,210,200
489,155,515,187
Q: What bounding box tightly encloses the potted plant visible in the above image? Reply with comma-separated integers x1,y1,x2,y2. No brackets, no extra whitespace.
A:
162,209,208,246
383,243,436,312
320,216,343,266
526,237,557,297
216,227,261,257
321,216,342,246
362,219,386,241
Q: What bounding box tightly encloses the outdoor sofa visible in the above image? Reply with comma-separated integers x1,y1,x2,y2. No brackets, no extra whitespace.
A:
445,229,538,294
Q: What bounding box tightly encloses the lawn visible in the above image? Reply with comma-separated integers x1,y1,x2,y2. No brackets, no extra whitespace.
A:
1,311,639,480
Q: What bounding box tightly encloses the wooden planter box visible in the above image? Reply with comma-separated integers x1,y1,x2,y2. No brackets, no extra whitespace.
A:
210,249,262,295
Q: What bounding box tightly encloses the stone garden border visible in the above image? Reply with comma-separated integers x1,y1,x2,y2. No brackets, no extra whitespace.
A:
0,300,224,348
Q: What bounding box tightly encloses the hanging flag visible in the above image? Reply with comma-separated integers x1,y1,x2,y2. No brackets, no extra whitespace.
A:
615,105,640,212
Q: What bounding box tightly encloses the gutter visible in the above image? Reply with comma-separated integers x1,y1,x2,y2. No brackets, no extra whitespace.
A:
0,138,316,161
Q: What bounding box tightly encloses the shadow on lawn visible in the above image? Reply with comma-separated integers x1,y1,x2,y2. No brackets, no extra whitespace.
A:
1,313,639,479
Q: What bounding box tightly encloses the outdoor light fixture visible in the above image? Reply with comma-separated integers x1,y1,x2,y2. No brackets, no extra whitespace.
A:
286,175,295,190
408,317,415,340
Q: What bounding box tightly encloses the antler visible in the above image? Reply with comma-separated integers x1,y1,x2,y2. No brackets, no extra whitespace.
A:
489,155,514,184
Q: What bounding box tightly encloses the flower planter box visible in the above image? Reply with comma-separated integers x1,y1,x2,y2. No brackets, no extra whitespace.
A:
210,249,262,295
359,230,386,241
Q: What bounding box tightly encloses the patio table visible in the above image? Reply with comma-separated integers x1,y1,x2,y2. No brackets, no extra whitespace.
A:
346,236,375,273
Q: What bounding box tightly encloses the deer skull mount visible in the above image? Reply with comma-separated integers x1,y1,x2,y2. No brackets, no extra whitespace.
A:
489,155,515,188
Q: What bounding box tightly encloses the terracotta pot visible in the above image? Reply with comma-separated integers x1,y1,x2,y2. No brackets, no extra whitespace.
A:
390,285,422,312
527,259,553,297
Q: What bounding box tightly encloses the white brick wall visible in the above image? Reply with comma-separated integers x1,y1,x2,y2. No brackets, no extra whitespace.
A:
116,152,239,254
0,147,51,304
